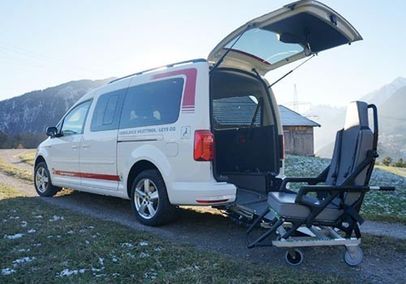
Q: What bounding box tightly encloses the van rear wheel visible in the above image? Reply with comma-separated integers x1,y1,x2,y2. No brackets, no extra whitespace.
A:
130,169,177,226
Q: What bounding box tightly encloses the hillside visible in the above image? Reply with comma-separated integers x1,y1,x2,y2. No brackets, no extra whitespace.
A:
378,86,406,158
360,77,406,105
0,79,112,148
308,77,406,159
0,79,112,135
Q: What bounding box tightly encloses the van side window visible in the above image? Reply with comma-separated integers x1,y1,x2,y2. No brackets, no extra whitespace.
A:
119,78,184,129
91,90,124,132
61,100,92,136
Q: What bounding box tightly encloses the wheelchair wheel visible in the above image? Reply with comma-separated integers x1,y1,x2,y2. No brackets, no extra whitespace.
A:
344,246,363,266
285,249,303,266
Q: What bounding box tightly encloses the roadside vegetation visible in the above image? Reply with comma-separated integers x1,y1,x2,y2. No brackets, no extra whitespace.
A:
376,165,406,178
0,183,343,283
0,132,45,149
380,156,406,168
17,152,35,166
0,158,32,182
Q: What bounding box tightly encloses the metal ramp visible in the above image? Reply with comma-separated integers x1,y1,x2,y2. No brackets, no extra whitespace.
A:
227,188,274,222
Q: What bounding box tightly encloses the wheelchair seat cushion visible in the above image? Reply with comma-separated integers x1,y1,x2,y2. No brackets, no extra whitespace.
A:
268,192,343,222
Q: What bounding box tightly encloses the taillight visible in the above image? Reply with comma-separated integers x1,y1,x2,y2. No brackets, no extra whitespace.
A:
194,130,215,161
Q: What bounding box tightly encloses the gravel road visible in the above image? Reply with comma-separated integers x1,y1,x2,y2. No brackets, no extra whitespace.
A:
1,149,405,283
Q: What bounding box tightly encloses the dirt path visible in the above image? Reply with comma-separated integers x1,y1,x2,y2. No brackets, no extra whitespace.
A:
1,149,406,283
0,149,33,172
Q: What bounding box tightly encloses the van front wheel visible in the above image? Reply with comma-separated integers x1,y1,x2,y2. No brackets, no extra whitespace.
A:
130,169,177,226
34,162,60,197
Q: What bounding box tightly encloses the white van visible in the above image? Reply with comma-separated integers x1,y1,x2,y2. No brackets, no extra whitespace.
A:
34,0,362,225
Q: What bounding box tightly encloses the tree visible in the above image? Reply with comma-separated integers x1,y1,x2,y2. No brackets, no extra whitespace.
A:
382,156,392,166
394,158,406,168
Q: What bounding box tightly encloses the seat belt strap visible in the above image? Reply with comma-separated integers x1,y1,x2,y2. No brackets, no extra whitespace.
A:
331,130,343,185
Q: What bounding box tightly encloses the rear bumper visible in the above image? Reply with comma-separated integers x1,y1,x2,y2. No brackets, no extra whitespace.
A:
168,181,236,205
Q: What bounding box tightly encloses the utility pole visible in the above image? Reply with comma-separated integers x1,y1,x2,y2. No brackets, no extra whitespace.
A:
286,84,311,114
293,84,298,112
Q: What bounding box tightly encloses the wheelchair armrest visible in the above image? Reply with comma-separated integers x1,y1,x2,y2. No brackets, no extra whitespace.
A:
279,177,324,192
279,165,330,191
295,185,370,208
370,186,395,191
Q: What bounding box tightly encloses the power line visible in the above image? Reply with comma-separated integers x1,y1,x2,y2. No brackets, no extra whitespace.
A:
0,41,103,75
380,115,406,122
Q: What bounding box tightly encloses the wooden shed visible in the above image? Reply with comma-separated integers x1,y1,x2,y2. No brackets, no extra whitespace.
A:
279,105,320,156
211,96,320,156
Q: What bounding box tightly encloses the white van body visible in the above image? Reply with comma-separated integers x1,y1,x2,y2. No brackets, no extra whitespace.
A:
34,0,362,225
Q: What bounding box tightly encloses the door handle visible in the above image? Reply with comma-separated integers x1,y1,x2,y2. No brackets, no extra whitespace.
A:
82,144,90,149
72,145,79,150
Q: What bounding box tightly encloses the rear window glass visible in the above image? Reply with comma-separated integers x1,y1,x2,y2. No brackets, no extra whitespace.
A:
212,96,262,128
119,78,184,129
225,28,304,65
91,90,124,132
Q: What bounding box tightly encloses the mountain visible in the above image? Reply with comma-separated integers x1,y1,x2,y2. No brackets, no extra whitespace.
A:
304,104,345,151
360,77,406,106
309,77,406,159
0,79,112,135
0,78,112,148
378,86,406,158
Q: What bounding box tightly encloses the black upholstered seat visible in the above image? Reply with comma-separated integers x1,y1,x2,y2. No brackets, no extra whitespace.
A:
268,101,375,221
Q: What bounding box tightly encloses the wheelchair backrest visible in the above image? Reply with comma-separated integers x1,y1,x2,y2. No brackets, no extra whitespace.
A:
325,101,377,205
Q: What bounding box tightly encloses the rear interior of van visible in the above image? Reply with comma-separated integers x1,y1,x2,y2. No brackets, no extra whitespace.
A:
209,69,283,200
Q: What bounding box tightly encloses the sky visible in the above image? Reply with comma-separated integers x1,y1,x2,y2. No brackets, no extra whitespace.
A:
0,0,405,107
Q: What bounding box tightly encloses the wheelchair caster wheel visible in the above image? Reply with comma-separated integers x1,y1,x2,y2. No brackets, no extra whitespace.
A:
285,249,303,266
344,246,363,266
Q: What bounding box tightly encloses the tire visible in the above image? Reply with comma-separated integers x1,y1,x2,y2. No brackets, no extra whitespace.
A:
34,162,60,197
285,249,304,266
130,169,177,226
344,246,363,266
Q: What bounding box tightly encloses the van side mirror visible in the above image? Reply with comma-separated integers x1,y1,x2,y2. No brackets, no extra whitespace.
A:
46,126,59,138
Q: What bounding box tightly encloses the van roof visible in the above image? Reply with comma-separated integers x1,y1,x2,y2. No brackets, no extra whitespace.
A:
109,58,207,84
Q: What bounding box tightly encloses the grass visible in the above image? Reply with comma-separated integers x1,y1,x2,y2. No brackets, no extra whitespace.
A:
285,155,406,224
376,165,406,178
17,151,35,166
361,191,406,224
0,158,32,182
0,183,344,283
362,233,406,253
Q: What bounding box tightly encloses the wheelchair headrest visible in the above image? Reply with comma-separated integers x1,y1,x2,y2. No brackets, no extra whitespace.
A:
344,101,369,130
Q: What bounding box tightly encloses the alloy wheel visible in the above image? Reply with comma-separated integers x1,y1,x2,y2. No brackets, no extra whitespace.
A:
35,167,49,193
134,178,159,219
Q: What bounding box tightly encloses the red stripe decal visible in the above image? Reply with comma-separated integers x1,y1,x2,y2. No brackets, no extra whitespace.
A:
152,68,197,110
53,170,120,181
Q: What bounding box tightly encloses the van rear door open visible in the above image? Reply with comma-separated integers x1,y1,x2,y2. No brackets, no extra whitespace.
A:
208,0,362,75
